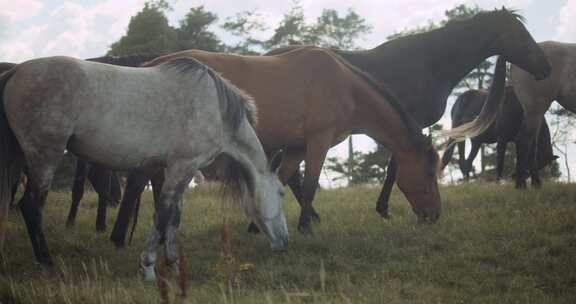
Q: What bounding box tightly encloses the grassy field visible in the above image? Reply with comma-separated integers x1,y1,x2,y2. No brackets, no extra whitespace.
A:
1,182,576,303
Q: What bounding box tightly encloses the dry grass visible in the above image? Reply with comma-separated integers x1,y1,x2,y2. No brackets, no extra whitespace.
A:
1,181,576,303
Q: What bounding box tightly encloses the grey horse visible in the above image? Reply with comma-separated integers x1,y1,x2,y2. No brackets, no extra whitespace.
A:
0,56,288,280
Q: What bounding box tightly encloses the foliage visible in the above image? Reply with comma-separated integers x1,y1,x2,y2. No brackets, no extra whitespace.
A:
176,6,222,52
325,145,390,185
221,11,268,55
3,183,576,303
108,1,177,55
265,1,372,50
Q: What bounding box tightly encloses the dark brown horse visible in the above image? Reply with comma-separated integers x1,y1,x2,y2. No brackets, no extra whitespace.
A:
267,9,551,218
441,86,556,183
109,46,442,247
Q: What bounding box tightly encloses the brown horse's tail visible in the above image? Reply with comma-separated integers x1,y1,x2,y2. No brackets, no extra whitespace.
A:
0,67,25,249
442,56,507,145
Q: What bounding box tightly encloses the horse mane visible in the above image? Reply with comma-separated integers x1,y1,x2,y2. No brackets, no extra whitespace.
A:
161,57,258,129
445,7,525,27
161,57,259,206
328,51,428,146
87,53,161,67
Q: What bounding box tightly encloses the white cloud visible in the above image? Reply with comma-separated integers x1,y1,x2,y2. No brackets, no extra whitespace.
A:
0,24,47,62
555,0,576,42
40,1,147,58
0,0,43,21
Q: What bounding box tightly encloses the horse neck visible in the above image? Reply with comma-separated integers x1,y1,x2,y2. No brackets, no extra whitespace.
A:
372,20,498,87
353,84,425,156
224,119,268,182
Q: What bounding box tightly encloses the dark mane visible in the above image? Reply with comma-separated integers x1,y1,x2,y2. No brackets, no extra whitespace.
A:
445,8,525,26
385,8,526,43
87,53,161,67
328,51,426,145
161,57,257,129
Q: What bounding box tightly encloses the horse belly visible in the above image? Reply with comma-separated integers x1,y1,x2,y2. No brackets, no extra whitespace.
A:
67,132,168,170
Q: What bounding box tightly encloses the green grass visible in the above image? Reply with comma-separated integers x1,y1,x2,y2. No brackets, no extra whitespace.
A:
2,182,576,303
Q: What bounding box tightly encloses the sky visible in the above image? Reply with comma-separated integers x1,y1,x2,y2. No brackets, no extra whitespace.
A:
0,0,574,185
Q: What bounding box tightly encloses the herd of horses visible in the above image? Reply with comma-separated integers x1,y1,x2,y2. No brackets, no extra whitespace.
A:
0,8,574,281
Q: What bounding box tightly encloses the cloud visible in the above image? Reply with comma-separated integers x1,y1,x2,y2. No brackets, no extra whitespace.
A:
0,24,47,62
42,1,148,57
0,0,43,21
555,0,576,42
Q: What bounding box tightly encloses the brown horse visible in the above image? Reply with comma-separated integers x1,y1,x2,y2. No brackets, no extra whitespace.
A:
267,8,551,218
110,46,441,245
441,86,556,183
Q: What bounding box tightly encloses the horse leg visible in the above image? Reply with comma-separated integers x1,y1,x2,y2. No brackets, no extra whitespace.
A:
496,140,508,181
20,156,61,266
109,172,122,207
440,142,455,171
457,141,467,180
128,169,164,244
375,158,396,218
110,167,158,248
66,159,88,227
515,115,544,189
529,123,543,189
140,164,194,280
465,141,481,180
298,135,332,234
88,165,112,232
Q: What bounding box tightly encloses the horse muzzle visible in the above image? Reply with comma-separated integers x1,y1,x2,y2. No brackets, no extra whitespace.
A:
416,207,441,224
260,213,289,252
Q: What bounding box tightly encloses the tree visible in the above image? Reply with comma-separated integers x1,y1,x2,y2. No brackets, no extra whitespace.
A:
177,6,222,51
549,105,575,181
221,11,268,55
308,9,372,50
266,1,371,50
108,1,177,55
325,145,391,186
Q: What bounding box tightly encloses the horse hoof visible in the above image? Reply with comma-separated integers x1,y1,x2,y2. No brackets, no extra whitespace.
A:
376,207,390,219
96,226,107,233
110,237,126,249
247,223,260,234
310,212,321,222
297,223,313,234
65,221,75,228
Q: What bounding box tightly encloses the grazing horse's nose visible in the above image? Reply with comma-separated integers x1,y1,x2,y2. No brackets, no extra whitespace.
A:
417,207,441,224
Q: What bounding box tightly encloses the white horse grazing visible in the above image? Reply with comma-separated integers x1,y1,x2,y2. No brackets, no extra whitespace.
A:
0,56,288,280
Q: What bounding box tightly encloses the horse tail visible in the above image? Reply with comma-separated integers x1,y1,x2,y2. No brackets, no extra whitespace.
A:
0,67,25,249
442,56,507,145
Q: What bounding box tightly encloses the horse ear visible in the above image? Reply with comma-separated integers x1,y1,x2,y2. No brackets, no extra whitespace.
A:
269,150,285,174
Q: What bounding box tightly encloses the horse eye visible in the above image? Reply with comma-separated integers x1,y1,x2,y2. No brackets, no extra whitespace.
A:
278,190,285,197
